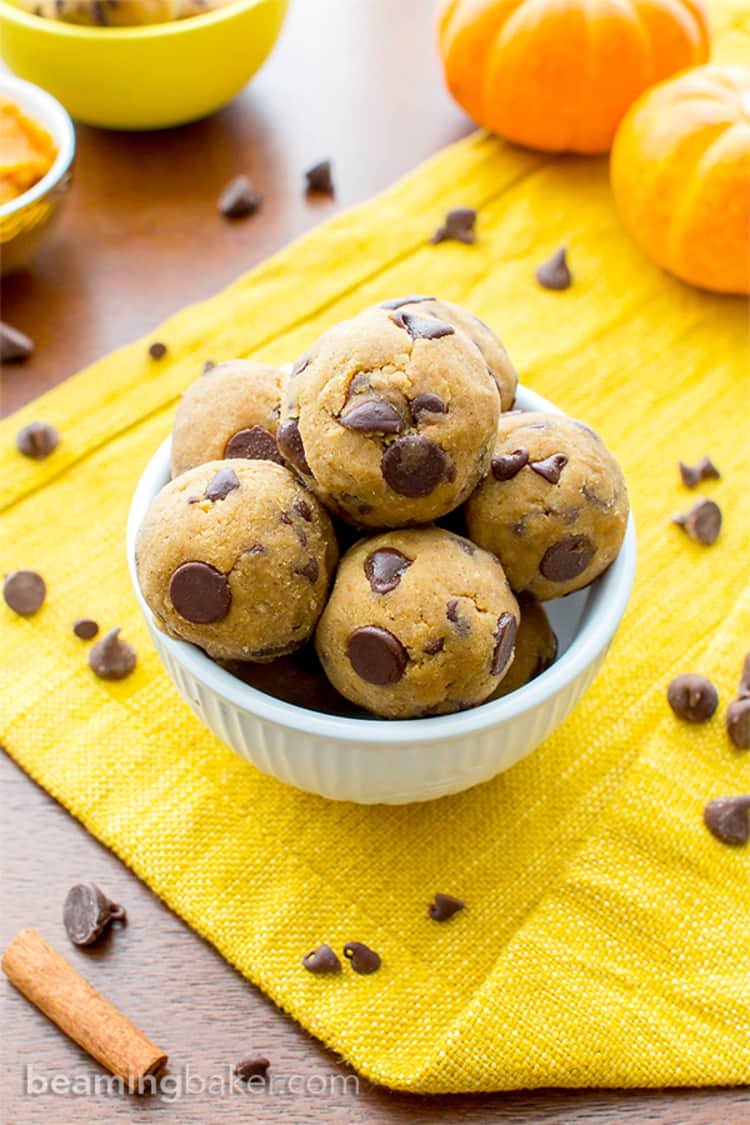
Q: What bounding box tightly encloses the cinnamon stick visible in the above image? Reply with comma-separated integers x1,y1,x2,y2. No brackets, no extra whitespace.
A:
2,928,167,1085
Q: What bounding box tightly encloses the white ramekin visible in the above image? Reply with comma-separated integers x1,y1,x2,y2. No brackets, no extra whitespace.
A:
127,384,636,804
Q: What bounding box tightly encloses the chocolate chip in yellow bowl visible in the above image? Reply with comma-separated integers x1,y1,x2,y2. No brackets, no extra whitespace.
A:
0,0,289,131
0,75,75,276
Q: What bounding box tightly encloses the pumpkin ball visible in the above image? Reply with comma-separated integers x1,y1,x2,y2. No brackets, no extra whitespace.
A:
437,0,710,155
376,296,518,411
278,306,499,529
465,412,629,600
489,595,557,699
611,64,750,296
171,360,284,477
136,460,338,662
315,528,520,719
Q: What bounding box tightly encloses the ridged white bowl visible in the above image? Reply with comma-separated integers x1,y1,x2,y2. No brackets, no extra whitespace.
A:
127,384,636,804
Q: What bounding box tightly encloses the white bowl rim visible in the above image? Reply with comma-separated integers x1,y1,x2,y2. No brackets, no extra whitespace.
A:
127,383,637,746
0,74,75,219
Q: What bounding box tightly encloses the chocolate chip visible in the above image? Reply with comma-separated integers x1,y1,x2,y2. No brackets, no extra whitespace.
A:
726,698,750,749
1,321,34,362
63,882,126,946
217,174,262,218
536,246,572,290
530,453,568,484
673,499,722,545
492,612,517,676
379,295,435,310
452,536,475,556
539,536,596,582
410,393,447,420
703,795,750,845
347,626,407,684
429,207,477,245
234,1057,270,1082
169,562,231,624
424,637,445,655
73,617,99,640
202,359,216,374
278,419,311,475
738,653,750,699
16,421,60,460
679,457,720,488
296,558,319,584
381,435,449,498
88,627,137,680
244,543,266,556
343,941,381,974
3,570,46,616
341,398,404,434
305,159,334,195
204,467,240,502
290,353,312,378
389,311,455,340
491,449,529,481
148,341,168,360
293,498,312,522
302,943,341,974
447,599,470,636
667,673,719,722
428,893,464,921
224,426,283,464
364,548,412,594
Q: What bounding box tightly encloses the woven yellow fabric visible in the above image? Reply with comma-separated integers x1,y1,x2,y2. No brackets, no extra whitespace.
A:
2,5,749,1092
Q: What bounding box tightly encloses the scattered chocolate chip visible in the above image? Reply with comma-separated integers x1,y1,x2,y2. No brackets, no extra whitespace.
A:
424,637,445,655
3,570,46,616
452,536,475,556
364,548,412,594
296,558,319,584
429,893,464,922
530,453,568,484
305,159,334,195
148,341,168,360
224,426,283,464
673,499,722,545
290,353,312,379
492,449,529,481
202,359,216,374
667,673,719,722
63,882,126,946
293,497,312,522
738,653,750,699
726,698,750,749
169,562,231,624
581,483,611,511
429,207,477,245
679,457,720,489
205,467,240,502
539,536,596,582
446,599,470,636
217,174,262,219
703,795,750,845
343,941,381,974
536,246,572,291
89,627,137,680
389,311,455,340
16,421,60,460
410,393,447,420
381,435,449,498
234,1057,270,1082
492,612,517,676
379,295,435,310
347,626,407,685
341,398,404,434
1,321,34,363
279,511,293,526
73,617,99,640
278,419,312,475
302,943,341,974
244,543,267,556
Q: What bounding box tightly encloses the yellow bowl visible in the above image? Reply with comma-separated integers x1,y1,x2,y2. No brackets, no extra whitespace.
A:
0,0,289,130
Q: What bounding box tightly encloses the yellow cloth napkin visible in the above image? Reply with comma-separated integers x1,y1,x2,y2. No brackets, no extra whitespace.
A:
2,4,749,1092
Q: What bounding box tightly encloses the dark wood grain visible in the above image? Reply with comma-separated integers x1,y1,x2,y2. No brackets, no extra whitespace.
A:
1,1,747,1120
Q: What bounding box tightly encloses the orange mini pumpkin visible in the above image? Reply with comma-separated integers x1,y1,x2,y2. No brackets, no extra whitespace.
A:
437,0,710,154
611,65,750,296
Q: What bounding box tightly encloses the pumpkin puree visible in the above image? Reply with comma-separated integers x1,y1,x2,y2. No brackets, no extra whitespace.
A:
0,99,57,206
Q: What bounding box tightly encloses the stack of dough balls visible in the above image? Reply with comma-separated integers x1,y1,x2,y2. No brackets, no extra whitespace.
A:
24,0,232,27
136,299,629,720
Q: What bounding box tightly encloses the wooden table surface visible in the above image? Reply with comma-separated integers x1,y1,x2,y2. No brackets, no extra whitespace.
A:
1,2,747,1121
